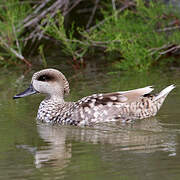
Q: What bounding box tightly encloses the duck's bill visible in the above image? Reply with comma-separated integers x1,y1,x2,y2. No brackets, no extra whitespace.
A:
13,84,38,99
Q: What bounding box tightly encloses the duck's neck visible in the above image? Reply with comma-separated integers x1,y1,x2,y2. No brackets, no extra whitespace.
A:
46,94,65,103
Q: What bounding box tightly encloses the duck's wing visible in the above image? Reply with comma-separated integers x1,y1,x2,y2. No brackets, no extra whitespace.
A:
77,86,154,107
102,86,154,103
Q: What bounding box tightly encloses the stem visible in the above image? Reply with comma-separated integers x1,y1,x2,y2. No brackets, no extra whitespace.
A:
0,36,32,67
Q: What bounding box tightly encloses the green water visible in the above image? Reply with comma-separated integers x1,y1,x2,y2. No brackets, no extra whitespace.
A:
0,67,180,180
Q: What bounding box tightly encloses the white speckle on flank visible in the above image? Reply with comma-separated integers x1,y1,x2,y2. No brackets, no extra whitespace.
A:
91,118,96,122
93,112,99,118
92,94,98,98
91,99,96,102
107,102,113,107
93,106,99,111
103,110,108,115
110,96,117,101
118,95,128,102
80,111,85,119
89,102,95,108
98,94,103,98
84,107,90,113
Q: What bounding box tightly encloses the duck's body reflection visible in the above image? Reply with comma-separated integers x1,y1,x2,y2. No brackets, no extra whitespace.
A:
35,125,72,168
32,118,176,168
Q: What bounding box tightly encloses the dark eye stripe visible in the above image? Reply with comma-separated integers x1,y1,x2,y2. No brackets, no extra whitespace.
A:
37,75,52,81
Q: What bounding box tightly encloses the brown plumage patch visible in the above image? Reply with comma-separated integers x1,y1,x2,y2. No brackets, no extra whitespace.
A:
143,93,154,98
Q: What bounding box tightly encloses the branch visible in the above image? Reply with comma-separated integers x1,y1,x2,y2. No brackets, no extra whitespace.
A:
112,0,116,11
87,2,135,32
148,43,172,55
160,45,180,55
157,25,180,32
149,43,180,56
0,37,32,67
22,0,51,25
23,0,64,28
21,0,83,42
86,0,100,29
12,25,21,54
63,0,82,16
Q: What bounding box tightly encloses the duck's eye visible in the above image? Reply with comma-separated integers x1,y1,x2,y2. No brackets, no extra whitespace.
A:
38,75,51,81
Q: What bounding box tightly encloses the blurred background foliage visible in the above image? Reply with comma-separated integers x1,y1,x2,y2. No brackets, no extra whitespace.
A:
0,0,180,71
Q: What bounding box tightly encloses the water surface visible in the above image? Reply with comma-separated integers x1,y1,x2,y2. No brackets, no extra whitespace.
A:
0,67,180,180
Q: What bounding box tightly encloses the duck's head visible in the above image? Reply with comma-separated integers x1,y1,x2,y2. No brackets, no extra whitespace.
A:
13,69,70,100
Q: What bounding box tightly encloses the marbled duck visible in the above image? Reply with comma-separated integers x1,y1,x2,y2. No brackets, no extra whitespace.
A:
13,69,175,126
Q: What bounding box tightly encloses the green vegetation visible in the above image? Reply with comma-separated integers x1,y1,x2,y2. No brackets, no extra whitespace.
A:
43,14,89,62
0,0,180,71
0,0,31,67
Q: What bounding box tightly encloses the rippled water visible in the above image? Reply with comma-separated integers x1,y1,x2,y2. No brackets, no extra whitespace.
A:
0,67,180,180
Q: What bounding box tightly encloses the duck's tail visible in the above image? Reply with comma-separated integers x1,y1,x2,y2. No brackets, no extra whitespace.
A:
153,84,175,102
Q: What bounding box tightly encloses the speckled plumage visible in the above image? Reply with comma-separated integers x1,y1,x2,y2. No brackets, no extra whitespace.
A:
14,69,175,126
